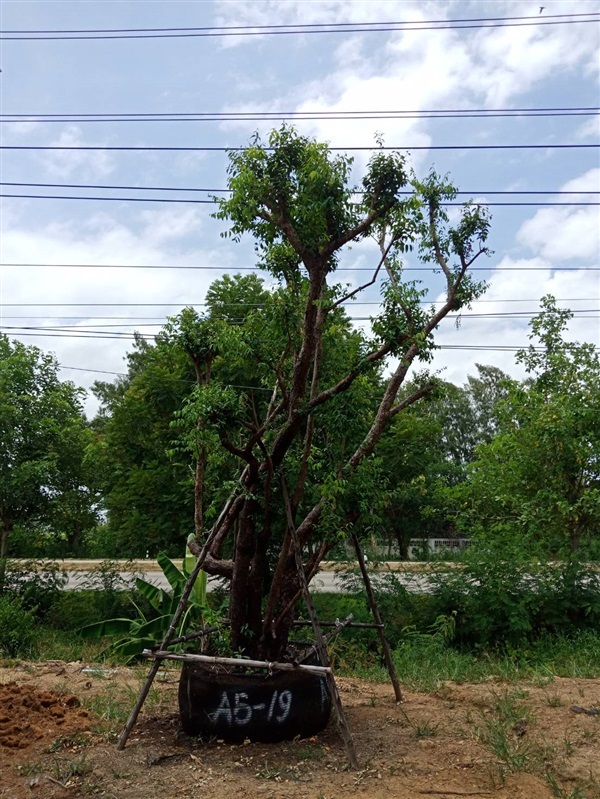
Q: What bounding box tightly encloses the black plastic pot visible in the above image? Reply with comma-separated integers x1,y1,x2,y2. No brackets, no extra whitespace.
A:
178,661,332,742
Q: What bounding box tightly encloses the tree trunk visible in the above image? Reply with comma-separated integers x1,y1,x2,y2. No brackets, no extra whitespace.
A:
0,521,11,591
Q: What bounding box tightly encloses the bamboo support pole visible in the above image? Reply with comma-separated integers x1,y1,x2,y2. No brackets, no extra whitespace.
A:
351,532,403,703
293,620,383,630
116,554,207,749
297,613,354,664
149,624,222,650
281,477,359,770
116,485,243,750
143,650,332,677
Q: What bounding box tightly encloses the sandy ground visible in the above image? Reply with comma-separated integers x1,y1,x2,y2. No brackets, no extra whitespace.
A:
1,661,599,799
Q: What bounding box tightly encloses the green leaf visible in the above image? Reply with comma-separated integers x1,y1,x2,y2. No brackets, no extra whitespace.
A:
135,578,173,612
157,551,186,591
78,618,134,639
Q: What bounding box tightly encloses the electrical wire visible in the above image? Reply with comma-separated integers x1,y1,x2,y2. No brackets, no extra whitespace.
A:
1,298,593,317
1,12,598,40
1,192,598,206
3,109,599,122
4,310,599,331
4,328,597,354
4,11,597,33
2,181,598,195
2,263,599,273
2,143,598,151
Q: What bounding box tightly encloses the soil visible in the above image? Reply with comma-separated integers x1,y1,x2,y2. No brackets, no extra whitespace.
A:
1,661,599,799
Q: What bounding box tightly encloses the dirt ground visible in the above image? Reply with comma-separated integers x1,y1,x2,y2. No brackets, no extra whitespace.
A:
1,661,599,799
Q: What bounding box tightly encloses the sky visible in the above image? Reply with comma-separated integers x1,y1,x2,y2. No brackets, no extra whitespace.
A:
0,0,599,415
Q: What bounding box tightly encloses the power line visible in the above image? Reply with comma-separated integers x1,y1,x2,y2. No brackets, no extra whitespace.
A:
3,105,597,117
2,181,598,196
0,298,594,311
2,143,598,152
1,192,598,207
2,298,593,317
3,109,600,122
3,263,599,273
5,329,597,354
4,11,597,34
1,12,598,40
4,310,599,331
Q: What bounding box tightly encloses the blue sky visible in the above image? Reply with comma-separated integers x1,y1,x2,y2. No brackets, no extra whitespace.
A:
0,0,599,413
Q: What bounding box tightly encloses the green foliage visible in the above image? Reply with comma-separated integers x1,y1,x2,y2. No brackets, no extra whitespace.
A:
90,126,492,660
0,593,37,657
215,126,361,265
2,559,67,618
90,334,196,557
0,335,98,565
455,297,600,556
78,552,225,661
428,545,600,649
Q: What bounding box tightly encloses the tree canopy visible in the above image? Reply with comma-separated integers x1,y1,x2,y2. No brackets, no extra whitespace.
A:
0,335,97,577
455,297,600,556
162,127,491,659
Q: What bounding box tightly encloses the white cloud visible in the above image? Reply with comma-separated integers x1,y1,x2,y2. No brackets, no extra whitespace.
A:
213,0,599,179
0,207,235,414
576,116,600,141
517,168,600,260
430,256,600,385
37,125,115,180
5,120,42,136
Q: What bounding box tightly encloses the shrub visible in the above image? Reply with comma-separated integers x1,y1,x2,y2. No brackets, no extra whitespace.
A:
0,594,37,658
428,546,600,649
3,559,67,618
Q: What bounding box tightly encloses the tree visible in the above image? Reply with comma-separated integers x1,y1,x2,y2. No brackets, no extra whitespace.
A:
169,127,491,660
457,297,600,555
0,335,96,579
90,334,197,557
370,365,514,558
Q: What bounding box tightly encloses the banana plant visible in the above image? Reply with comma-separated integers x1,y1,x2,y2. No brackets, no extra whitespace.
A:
79,549,210,661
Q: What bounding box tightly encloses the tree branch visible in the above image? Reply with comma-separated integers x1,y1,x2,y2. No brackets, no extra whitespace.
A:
330,237,395,310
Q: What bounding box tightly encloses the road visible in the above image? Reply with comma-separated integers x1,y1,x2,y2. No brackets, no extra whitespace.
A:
12,559,435,594
63,568,434,593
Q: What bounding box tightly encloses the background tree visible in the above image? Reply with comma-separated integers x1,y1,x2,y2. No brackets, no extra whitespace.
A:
371,365,514,559
89,334,197,557
455,296,600,555
167,127,491,661
0,335,96,579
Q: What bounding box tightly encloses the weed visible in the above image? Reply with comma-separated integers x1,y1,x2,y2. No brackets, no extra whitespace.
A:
82,686,130,736
16,762,43,777
399,708,442,738
546,693,564,707
545,772,587,798
292,743,324,761
472,689,552,776
110,767,130,779
477,716,541,772
0,594,37,658
563,737,574,756
47,732,90,752
51,753,92,782
256,763,283,781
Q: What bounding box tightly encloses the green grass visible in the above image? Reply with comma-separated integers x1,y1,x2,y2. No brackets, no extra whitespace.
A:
33,626,122,663
335,631,600,691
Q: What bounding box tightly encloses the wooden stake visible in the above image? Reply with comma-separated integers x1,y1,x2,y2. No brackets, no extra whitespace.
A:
297,614,354,664
143,650,331,677
281,477,359,770
351,532,403,703
116,554,207,750
116,484,242,751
